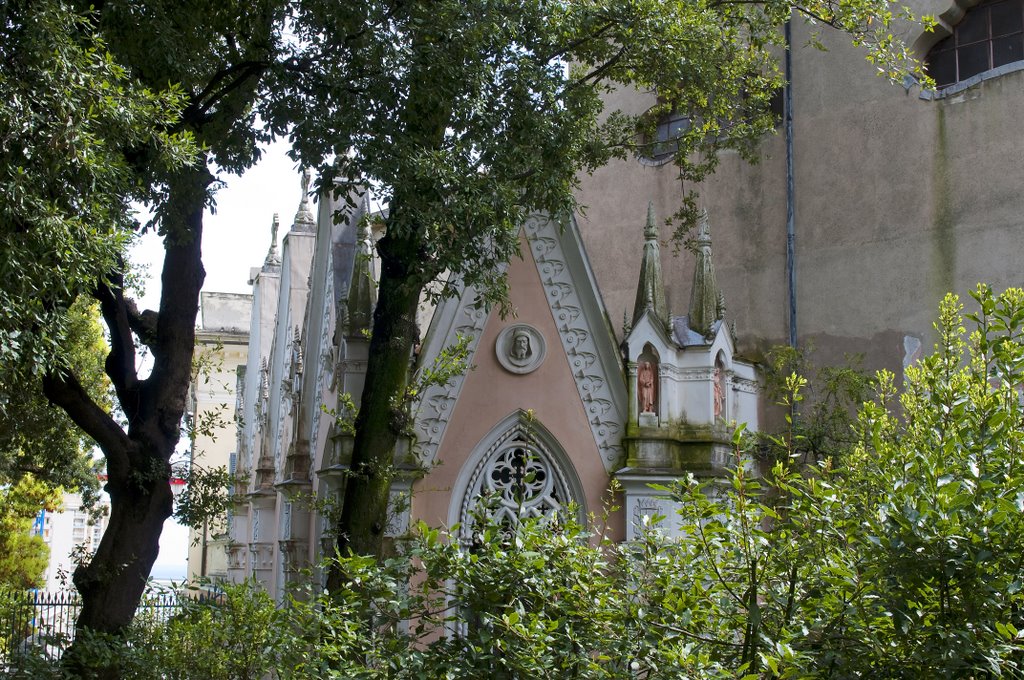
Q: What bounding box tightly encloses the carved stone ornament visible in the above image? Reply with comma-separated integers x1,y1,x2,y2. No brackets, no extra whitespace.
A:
459,426,573,540
495,324,546,375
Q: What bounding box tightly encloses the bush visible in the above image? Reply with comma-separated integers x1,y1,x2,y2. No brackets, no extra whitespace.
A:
17,287,1024,678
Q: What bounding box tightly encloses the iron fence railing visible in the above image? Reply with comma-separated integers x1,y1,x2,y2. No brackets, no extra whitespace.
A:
0,589,195,670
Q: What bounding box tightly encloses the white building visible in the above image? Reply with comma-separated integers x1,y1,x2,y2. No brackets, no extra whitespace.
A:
185,292,251,582
36,492,109,592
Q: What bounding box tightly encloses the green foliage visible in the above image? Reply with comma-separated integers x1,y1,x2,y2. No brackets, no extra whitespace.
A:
172,464,234,537
277,0,923,295
18,278,1024,676
652,285,1024,677
0,1,195,375
129,586,287,680
275,0,924,562
0,300,109,496
406,334,474,404
829,286,1024,674
756,345,874,464
0,476,59,590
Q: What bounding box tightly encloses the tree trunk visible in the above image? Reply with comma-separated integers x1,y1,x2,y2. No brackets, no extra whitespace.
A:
47,170,207,676
73,467,174,632
330,12,451,575
330,229,422,581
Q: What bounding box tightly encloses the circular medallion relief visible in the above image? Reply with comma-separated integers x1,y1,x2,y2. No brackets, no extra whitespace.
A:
495,324,546,375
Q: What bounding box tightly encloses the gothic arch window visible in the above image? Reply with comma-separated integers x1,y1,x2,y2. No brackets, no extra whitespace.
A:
927,0,1024,88
453,413,583,541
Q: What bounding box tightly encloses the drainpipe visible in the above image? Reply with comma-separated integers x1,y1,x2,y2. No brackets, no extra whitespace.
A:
784,19,797,349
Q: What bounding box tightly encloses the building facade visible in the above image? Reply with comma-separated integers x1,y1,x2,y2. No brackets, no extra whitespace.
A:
35,493,109,592
576,0,1024,380
185,292,251,582
223,0,1024,596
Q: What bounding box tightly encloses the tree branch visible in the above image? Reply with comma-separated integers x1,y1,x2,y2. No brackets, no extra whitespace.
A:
94,273,142,423
42,369,130,473
181,60,269,126
563,44,629,95
146,168,210,442
535,19,617,65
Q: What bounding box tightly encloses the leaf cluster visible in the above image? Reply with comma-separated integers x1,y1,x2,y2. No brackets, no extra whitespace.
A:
0,300,108,496
0,1,196,375
0,476,60,590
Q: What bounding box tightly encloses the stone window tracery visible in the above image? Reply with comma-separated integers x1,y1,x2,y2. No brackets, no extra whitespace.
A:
459,425,575,538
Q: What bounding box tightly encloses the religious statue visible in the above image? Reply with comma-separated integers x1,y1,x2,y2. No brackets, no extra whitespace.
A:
713,366,725,420
638,361,656,414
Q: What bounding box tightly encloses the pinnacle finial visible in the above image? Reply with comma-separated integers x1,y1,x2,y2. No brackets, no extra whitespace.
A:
687,207,723,338
264,214,281,267
631,202,668,329
695,207,711,244
644,201,658,241
346,215,377,336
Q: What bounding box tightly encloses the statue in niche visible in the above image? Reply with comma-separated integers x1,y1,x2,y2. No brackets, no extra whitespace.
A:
508,328,533,366
638,361,657,414
713,366,725,420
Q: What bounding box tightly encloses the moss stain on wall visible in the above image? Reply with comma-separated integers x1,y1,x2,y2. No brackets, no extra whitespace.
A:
932,104,956,297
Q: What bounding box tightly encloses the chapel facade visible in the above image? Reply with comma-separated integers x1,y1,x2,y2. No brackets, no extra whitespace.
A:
223,178,754,597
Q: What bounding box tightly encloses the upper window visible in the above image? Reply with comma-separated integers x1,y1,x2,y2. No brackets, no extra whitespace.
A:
650,110,690,160
927,0,1024,88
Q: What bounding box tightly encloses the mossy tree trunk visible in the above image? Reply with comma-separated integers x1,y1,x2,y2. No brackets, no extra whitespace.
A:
330,28,451,572
330,230,423,570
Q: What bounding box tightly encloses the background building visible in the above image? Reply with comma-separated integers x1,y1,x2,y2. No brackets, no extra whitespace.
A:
185,292,251,582
575,1,1024,381
35,493,109,592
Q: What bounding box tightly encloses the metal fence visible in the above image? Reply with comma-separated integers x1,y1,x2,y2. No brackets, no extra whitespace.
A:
0,589,193,670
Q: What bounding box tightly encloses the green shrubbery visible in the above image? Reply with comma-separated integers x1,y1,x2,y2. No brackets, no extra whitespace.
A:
13,286,1024,678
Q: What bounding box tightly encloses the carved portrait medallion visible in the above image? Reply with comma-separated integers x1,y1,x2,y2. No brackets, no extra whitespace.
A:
495,324,546,374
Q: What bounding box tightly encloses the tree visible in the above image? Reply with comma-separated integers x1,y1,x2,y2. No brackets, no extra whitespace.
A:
1,0,286,645
642,286,1024,677
0,3,193,376
0,0,918,646
268,0,922,567
0,476,60,590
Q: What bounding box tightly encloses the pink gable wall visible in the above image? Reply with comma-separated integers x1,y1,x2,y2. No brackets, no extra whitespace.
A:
411,232,622,539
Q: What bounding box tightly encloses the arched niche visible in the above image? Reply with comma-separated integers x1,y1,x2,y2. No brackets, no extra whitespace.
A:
637,343,660,417
714,351,728,422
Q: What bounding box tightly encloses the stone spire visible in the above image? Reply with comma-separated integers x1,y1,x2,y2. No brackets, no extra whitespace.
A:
291,168,316,232
346,217,377,335
263,214,281,268
631,202,668,328
687,208,725,338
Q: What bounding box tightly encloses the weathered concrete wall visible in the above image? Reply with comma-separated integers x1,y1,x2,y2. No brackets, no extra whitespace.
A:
575,6,1024,380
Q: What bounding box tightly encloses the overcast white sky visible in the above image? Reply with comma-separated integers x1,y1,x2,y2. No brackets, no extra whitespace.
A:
128,139,301,576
